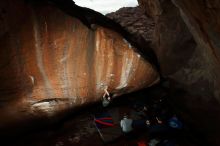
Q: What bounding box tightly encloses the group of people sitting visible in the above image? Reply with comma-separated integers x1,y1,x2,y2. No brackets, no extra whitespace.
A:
119,101,183,146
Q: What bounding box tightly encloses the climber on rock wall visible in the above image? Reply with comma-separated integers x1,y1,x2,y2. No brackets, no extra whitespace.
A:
102,87,112,107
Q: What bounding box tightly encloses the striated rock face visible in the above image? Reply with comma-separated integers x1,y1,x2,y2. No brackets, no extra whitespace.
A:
136,0,220,145
0,0,159,132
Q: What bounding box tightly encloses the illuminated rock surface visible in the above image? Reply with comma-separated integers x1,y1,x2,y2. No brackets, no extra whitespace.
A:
0,0,159,131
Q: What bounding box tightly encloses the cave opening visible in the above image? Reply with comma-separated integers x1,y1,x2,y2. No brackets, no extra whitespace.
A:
74,0,139,15
1,0,220,146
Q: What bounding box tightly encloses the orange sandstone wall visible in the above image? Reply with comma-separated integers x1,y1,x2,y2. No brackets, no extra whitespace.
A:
0,1,159,128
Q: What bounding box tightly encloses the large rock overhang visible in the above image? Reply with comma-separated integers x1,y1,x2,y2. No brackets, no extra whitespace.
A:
0,0,160,135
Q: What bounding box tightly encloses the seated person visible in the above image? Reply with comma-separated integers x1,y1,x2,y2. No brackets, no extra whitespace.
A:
120,114,133,134
168,115,183,129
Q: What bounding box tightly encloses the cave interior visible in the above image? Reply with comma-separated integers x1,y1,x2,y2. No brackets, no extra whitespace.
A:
0,0,220,146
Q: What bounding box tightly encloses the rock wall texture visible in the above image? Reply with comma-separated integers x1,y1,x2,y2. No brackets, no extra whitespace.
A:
107,7,155,42
107,0,220,145
0,0,159,133
136,0,220,145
